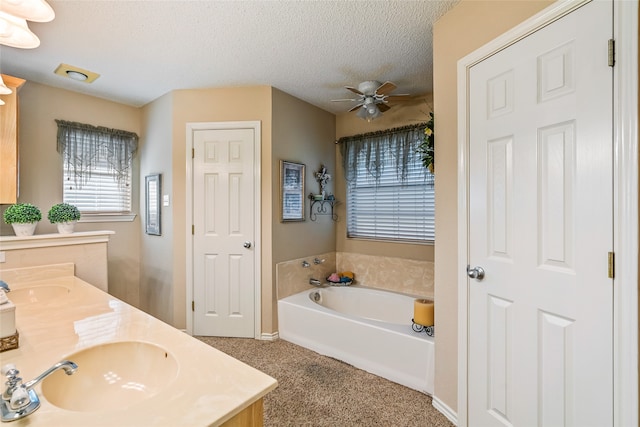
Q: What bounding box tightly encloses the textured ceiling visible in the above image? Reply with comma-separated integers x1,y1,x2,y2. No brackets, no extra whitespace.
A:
0,0,459,113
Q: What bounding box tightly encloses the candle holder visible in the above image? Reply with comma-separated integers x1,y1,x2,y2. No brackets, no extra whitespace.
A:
411,319,435,337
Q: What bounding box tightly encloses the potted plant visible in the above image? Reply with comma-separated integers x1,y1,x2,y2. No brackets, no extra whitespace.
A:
47,203,81,234
3,203,42,236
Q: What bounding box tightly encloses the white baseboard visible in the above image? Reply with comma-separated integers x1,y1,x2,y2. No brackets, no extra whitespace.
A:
432,395,458,426
260,332,279,341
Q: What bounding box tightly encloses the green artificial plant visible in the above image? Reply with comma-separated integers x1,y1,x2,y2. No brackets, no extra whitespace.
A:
416,111,435,173
47,203,81,224
3,203,42,224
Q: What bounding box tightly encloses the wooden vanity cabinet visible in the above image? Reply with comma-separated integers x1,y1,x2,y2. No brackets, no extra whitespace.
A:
1,74,26,204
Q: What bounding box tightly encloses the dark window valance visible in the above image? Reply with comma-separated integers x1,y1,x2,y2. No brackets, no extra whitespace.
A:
338,122,428,185
55,119,139,189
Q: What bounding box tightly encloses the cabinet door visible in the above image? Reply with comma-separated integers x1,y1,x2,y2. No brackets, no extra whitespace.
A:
0,74,26,204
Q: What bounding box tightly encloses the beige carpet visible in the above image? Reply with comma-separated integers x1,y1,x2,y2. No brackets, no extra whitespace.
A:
196,336,454,427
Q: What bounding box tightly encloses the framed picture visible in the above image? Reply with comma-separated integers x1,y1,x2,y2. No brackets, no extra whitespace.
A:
280,160,305,222
145,174,161,235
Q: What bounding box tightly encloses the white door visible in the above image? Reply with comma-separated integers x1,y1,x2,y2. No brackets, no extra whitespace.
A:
192,126,257,337
468,1,613,426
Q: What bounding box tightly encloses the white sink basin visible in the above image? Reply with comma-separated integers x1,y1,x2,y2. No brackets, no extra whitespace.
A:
9,285,71,305
42,341,178,412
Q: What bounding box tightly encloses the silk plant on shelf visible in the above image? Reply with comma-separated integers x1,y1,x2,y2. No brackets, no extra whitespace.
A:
416,111,435,173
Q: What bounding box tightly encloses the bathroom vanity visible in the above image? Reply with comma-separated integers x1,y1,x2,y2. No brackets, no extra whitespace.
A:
0,263,277,426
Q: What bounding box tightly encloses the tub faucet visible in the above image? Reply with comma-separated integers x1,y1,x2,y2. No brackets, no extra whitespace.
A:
1,360,78,422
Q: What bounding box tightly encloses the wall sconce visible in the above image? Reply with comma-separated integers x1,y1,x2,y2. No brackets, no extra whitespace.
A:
0,0,55,49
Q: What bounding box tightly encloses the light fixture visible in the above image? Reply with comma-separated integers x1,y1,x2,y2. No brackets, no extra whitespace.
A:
66,70,88,81
357,97,383,122
0,0,54,49
0,74,12,95
0,11,40,48
54,63,100,84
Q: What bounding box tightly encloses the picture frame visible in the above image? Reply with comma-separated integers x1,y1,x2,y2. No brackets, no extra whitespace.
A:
280,160,305,222
145,174,161,235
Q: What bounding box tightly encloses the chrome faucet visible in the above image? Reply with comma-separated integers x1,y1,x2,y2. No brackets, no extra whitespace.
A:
1,360,78,422
309,278,324,287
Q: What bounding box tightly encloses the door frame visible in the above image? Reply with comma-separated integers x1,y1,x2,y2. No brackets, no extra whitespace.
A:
184,121,262,338
456,1,638,426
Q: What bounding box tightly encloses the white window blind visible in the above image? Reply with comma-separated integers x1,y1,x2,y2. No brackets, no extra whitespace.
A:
56,120,138,214
347,154,434,242
63,155,132,213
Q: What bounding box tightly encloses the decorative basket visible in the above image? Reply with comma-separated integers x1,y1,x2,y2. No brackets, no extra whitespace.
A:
0,330,19,352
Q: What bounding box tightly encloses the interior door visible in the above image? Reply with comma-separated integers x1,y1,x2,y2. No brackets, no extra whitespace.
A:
467,1,613,425
193,126,257,338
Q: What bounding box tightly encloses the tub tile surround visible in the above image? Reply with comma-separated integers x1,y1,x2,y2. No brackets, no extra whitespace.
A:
276,252,336,299
276,251,434,300
337,252,434,298
0,264,277,426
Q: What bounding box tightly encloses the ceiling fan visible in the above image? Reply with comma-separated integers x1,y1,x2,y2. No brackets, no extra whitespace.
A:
331,80,410,121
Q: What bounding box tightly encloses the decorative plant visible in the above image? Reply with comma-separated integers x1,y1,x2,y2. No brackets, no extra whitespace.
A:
47,203,81,224
3,203,42,224
416,111,435,173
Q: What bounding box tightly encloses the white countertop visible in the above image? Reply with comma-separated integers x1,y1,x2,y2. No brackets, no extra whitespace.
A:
0,264,277,426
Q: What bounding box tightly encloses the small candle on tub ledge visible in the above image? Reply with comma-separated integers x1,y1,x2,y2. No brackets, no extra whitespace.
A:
414,299,434,326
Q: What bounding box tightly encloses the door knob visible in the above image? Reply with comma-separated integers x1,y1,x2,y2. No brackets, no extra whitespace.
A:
243,241,252,249
466,265,485,281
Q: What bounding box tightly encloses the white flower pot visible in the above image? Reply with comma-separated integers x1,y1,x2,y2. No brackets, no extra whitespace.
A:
56,221,76,234
11,222,37,236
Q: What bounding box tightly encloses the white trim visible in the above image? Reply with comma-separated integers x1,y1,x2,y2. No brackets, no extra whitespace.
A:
185,121,262,339
79,213,136,223
432,395,458,426
260,332,279,341
613,1,638,426
456,1,638,426
0,230,114,250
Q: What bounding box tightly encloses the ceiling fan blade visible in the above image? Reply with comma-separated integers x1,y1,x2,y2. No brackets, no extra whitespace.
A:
377,103,391,112
385,94,411,101
331,98,361,102
375,81,397,96
345,86,364,96
348,103,364,112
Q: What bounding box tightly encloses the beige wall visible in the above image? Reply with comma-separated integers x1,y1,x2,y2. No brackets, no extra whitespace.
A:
335,94,435,263
5,82,142,305
271,88,336,330
139,92,174,321
432,0,554,413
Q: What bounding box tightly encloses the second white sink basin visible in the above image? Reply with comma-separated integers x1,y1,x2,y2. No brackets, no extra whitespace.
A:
42,341,178,412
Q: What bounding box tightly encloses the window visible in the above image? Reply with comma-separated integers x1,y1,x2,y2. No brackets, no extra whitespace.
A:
56,120,138,215
340,124,434,243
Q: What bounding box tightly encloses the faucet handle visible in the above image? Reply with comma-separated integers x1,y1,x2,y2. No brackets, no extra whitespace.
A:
1,364,17,376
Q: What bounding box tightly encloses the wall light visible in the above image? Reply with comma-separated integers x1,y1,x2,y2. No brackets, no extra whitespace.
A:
0,0,54,49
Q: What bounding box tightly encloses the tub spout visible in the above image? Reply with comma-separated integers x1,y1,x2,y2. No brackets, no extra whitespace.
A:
309,278,323,287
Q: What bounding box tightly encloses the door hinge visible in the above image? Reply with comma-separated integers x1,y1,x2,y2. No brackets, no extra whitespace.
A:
192,224,194,235
608,251,615,279
192,148,195,158
192,301,195,312
608,39,615,67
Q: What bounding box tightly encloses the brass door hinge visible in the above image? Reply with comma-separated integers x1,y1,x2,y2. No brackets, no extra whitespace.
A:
192,224,194,235
608,39,615,67
608,251,615,279
192,148,195,158
192,301,195,312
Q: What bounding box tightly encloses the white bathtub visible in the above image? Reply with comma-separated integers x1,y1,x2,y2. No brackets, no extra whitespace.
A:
277,285,434,394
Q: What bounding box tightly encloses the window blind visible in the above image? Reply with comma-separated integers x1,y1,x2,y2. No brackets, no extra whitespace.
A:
63,157,132,213
347,151,434,242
